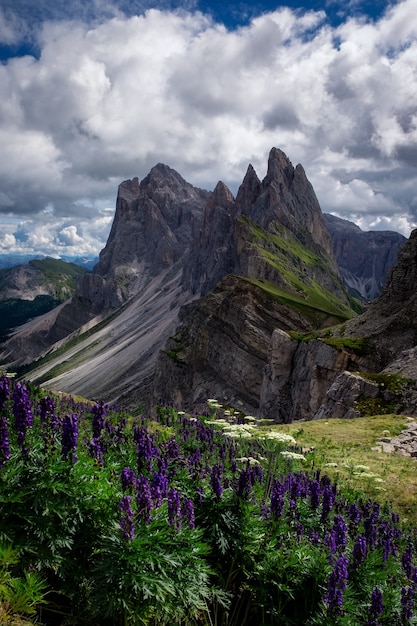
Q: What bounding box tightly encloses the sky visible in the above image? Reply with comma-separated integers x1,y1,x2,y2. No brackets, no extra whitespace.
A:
0,0,416,258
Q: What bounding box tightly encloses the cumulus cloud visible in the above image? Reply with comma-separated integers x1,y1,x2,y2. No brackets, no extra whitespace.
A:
0,0,417,259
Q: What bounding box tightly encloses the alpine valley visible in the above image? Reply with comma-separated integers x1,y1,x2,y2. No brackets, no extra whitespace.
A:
1,148,415,421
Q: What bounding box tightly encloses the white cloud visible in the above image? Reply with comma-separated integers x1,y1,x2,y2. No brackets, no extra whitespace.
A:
0,0,417,258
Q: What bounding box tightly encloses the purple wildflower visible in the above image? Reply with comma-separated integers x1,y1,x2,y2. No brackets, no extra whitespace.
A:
0,374,10,411
401,587,414,621
310,480,321,510
121,467,136,492
366,587,383,626
181,498,195,529
136,475,153,523
352,536,367,567
119,495,135,540
92,400,107,439
151,471,169,507
61,413,79,463
324,554,349,614
168,487,182,529
210,463,223,500
236,465,253,500
12,382,33,448
270,480,285,519
332,514,348,552
0,415,10,469
321,482,335,522
402,545,414,579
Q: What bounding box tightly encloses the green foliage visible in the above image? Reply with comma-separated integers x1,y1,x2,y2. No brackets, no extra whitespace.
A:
321,336,374,356
238,217,358,324
1,379,417,625
0,544,47,621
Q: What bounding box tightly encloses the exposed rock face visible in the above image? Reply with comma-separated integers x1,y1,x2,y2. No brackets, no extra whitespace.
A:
152,150,355,416
152,276,315,415
324,214,406,300
0,166,207,369
344,229,417,367
184,148,342,299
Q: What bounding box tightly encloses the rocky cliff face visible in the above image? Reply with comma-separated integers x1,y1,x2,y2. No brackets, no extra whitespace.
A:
152,149,356,416
324,214,406,300
343,229,417,367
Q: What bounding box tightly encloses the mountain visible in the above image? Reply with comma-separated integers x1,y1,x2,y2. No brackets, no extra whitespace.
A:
0,254,98,270
2,148,415,422
0,149,355,411
324,214,406,300
0,258,88,342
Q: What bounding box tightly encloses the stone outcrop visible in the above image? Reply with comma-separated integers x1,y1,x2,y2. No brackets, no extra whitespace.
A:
324,213,406,300
343,229,417,368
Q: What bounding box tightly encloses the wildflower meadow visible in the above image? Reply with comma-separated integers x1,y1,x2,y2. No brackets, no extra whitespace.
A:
1,373,417,625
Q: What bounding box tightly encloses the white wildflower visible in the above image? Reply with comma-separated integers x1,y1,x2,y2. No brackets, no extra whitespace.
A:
259,431,297,445
280,451,306,461
324,462,338,468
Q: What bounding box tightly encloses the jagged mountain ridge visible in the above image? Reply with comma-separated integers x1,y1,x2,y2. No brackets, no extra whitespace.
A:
324,214,406,301
0,148,355,411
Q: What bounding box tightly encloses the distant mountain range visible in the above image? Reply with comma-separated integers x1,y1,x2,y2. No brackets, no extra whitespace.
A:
0,258,89,341
0,254,97,270
1,149,415,421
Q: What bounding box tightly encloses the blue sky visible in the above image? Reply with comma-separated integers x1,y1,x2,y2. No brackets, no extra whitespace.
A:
0,0,416,257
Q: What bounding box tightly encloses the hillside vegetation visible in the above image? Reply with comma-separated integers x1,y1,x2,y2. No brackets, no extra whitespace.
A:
1,375,417,625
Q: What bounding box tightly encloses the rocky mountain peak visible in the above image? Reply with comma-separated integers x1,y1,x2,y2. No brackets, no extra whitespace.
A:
235,164,261,214
265,147,295,186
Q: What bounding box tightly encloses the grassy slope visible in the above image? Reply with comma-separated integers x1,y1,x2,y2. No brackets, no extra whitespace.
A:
269,414,417,524
238,217,360,326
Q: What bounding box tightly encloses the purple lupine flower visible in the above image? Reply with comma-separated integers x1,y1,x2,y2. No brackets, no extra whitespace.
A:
0,374,10,411
0,415,10,470
121,467,136,492
210,463,223,500
401,587,414,621
119,495,135,540
366,587,383,626
332,514,348,552
270,480,285,519
324,554,349,614
352,536,367,567
310,480,321,509
136,475,153,523
166,437,180,460
321,482,335,522
151,471,169,507
309,529,320,546
92,400,107,439
38,396,56,425
181,498,195,529
134,426,158,471
61,413,79,463
402,545,414,579
236,465,253,500
347,502,362,529
364,504,380,551
12,382,33,447
168,487,182,529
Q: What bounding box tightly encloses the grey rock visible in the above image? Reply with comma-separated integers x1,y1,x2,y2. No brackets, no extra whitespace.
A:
324,213,405,300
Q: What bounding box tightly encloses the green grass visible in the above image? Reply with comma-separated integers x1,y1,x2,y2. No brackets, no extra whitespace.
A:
238,217,358,323
243,277,355,326
268,414,417,523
